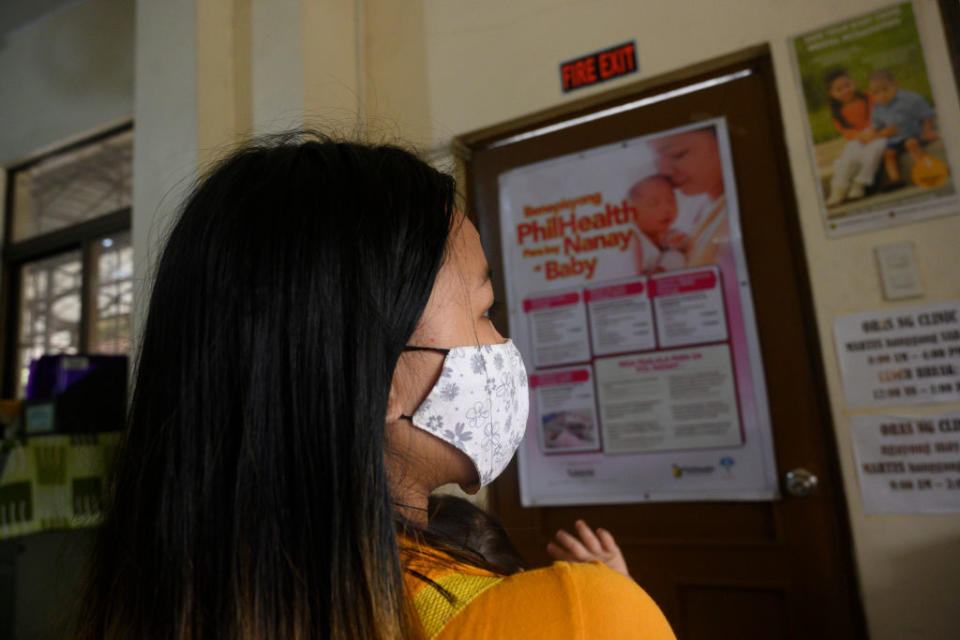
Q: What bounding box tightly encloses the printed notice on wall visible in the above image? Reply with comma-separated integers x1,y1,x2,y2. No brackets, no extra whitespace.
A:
498,118,779,505
851,413,960,513
833,300,960,408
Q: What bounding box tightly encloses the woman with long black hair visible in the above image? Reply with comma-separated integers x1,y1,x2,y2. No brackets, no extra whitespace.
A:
73,133,674,640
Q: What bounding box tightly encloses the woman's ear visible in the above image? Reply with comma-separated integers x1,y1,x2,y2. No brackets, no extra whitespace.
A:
387,358,420,426
385,369,404,425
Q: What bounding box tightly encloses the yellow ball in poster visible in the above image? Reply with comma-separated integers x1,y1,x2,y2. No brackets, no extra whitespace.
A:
911,154,949,189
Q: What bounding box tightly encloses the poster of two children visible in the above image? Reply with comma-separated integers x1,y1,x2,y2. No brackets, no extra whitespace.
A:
793,2,957,235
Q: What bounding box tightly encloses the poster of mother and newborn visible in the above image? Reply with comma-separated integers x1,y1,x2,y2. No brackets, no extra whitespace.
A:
498,119,778,506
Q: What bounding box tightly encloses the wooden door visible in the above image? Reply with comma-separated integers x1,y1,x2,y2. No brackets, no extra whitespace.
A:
463,49,867,639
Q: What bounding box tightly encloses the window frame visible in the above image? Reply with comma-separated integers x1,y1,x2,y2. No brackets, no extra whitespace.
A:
1,122,133,398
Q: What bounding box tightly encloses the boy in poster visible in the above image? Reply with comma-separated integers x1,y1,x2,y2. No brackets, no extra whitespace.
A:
866,69,941,188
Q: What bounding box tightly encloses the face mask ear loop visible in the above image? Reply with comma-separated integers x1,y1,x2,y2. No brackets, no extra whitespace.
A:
398,345,452,421
402,346,450,355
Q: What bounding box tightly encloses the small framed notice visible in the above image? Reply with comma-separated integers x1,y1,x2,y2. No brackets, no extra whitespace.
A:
875,242,923,300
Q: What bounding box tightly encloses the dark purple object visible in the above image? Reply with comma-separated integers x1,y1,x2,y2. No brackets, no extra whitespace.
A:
25,354,127,433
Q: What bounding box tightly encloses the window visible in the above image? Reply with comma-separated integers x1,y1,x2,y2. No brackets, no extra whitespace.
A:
88,231,133,356
2,125,133,397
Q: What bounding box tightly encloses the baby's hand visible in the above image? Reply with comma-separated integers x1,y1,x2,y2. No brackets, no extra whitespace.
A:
857,130,876,143
547,519,631,578
922,130,939,143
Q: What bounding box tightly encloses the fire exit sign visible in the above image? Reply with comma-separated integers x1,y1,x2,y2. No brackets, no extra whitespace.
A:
559,41,637,93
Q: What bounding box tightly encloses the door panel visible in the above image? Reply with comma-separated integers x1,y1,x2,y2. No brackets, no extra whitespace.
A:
679,585,790,640
464,50,866,639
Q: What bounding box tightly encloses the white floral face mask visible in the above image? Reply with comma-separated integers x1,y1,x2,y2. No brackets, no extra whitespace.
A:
401,339,529,488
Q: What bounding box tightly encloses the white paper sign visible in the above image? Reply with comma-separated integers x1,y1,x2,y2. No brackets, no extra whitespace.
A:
875,242,923,300
851,413,960,514
833,300,960,408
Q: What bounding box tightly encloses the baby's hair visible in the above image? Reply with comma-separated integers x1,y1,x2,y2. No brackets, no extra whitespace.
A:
628,174,672,201
869,69,896,84
427,495,526,575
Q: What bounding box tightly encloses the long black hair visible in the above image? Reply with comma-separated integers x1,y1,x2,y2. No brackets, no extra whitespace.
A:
74,133,456,640
824,68,867,130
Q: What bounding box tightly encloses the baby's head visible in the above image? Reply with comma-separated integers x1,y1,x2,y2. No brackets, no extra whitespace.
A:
628,175,677,235
868,70,899,106
427,495,526,574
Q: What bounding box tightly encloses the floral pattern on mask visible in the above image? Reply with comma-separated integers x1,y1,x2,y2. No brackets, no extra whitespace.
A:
410,339,529,487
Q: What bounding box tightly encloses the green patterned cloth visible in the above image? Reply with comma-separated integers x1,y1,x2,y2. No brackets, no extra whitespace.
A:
0,432,120,540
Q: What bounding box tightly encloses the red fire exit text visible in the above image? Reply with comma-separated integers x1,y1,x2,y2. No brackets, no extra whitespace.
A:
559,41,637,93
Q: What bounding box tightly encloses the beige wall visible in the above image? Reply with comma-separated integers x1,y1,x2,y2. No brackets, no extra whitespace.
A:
359,1,960,639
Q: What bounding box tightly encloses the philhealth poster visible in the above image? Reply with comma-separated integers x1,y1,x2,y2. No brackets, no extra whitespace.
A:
498,118,779,505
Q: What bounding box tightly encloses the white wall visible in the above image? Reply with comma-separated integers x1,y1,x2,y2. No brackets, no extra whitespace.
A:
360,1,960,639
0,0,133,166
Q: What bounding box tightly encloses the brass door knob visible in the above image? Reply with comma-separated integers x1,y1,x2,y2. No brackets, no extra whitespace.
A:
785,468,818,497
